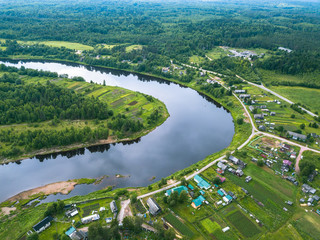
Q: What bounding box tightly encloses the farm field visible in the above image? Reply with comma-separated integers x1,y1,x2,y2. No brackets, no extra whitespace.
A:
125,44,143,52
222,205,261,238
164,213,194,238
269,86,320,113
17,40,94,50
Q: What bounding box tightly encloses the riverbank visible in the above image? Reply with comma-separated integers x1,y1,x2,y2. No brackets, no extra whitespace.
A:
1,58,251,195
0,70,170,164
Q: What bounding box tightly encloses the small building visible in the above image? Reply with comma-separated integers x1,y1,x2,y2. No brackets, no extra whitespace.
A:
313,195,320,202
285,201,293,206
66,208,79,218
229,155,240,165
241,188,249,194
110,200,118,213
191,195,206,209
65,226,87,240
245,176,252,183
33,216,53,234
217,189,225,197
200,190,205,195
219,177,226,183
81,214,100,224
222,227,230,232
270,112,276,116
283,160,292,166
188,184,194,190
236,169,244,177
249,106,255,112
147,198,162,216
239,94,251,99
105,217,113,223
300,198,305,203
234,90,246,94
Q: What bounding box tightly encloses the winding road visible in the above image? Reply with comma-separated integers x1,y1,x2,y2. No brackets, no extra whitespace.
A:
138,63,320,200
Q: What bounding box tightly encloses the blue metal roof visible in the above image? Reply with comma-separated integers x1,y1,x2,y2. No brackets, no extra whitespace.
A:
217,190,224,196
65,226,76,236
188,184,194,190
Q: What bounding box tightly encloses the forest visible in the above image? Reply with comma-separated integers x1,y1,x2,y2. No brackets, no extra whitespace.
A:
0,65,167,159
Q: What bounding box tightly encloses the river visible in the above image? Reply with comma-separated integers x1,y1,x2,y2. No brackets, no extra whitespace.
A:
0,60,234,203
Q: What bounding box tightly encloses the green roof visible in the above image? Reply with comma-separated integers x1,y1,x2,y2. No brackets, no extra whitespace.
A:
166,186,188,196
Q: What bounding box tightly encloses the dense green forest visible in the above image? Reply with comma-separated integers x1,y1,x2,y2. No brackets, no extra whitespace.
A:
0,65,167,159
0,0,320,80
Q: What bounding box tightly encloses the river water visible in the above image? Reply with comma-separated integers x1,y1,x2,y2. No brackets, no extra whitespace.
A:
0,60,234,202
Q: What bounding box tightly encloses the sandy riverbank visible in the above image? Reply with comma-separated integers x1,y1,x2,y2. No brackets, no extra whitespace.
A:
7,181,78,202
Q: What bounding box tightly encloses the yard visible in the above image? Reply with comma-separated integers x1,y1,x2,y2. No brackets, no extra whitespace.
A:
164,213,194,238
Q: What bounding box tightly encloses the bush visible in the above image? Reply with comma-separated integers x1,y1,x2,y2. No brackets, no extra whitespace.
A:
257,159,264,167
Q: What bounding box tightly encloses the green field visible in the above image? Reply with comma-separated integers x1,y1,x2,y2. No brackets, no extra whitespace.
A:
261,224,303,240
17,40,94,50
226,209,261,238
206,47,228,60
270,86,320,112
293,212,320,240
125,44,143,52
164,213,194,237
189,55,205,64
200,218,220,234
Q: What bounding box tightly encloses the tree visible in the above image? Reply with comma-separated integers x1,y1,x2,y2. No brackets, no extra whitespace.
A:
291,114,295,118
236,117,244,125
257,159,264,167
130,194,137,204
300,123,305,129
178,190,189,203
213,177,222,185
27,233,39,240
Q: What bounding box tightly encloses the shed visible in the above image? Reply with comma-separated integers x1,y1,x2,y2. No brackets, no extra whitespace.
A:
147,198,162,216
110,200,118,213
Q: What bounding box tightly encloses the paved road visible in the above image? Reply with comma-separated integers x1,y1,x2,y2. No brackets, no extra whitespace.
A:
138,63,320,200
117,199,132,224
235,75,318,118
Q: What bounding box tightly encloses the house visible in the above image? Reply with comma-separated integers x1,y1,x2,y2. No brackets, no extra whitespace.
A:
283,160,292,166
217,161,228,171
147,198,162,216
217,168,224,175
254,114,264,120
81,214,100,224
191,195,206,209
259,125,266,131
219,177,226,183
165,186,188,196
229,155,239,165
194,175,211,190
200,190,205,195
311,133,319,138
33,216,53,234
65,226,87,240
110,200,118,213
245,176,252,183
234,90,246,94
223,195,233,204
241,188,249,194
287,131,307,141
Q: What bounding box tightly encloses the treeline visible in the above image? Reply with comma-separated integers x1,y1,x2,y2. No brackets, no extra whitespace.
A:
0,126,109,157
0,63,58,78
0,77,113,124
257,52,320,75
1,1,320,61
